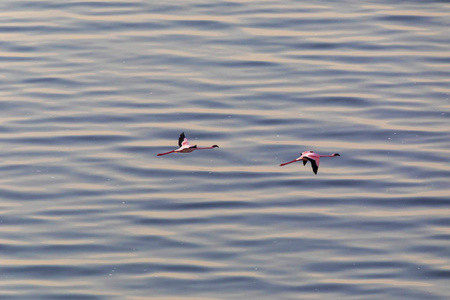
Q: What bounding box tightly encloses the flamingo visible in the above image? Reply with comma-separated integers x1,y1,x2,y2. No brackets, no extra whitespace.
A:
157,132,219,156
280,151,340,174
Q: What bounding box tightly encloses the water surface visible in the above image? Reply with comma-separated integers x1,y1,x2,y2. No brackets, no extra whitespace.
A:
0,1,449,299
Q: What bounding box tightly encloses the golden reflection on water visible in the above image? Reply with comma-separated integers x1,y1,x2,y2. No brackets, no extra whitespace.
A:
325,278,432,287
1,1,449,299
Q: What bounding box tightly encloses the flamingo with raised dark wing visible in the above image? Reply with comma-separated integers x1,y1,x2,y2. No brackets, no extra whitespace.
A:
157,132,219,156
280,151,340,174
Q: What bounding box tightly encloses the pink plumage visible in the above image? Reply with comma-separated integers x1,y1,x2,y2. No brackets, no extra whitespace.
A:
157,132,219,156
280,151,340,174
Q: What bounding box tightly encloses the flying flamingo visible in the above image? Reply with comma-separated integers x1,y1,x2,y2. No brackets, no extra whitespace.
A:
280,151,340,174
157,132,219,156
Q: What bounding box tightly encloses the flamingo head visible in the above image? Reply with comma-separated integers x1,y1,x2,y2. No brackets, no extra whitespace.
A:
332,153,340,157
212,145,219,148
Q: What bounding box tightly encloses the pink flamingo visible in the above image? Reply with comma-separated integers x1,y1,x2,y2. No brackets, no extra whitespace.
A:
280,151,340,174
157,132,219,156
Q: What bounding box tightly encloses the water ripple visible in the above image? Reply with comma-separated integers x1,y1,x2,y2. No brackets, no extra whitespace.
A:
0,1,449,299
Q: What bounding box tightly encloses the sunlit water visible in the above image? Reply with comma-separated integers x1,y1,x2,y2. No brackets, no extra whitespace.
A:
0,1,449,299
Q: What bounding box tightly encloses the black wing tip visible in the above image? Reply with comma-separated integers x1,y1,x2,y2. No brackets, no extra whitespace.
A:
305,157,319,174
178,132,186,147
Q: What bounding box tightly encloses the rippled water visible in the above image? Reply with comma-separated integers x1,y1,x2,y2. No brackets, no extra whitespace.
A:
1,1,449,299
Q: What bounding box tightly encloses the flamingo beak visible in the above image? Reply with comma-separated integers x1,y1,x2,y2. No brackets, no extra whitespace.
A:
213,145,219,148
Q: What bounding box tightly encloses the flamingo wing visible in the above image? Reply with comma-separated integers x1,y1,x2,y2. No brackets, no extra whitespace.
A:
305,157,319,174
178,132,190,147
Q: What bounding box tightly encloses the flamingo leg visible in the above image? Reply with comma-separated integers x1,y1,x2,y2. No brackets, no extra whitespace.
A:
157,150,175,156
280,159,298,166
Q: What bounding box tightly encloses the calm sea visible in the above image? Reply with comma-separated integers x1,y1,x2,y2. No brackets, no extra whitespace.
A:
0,1,449,299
